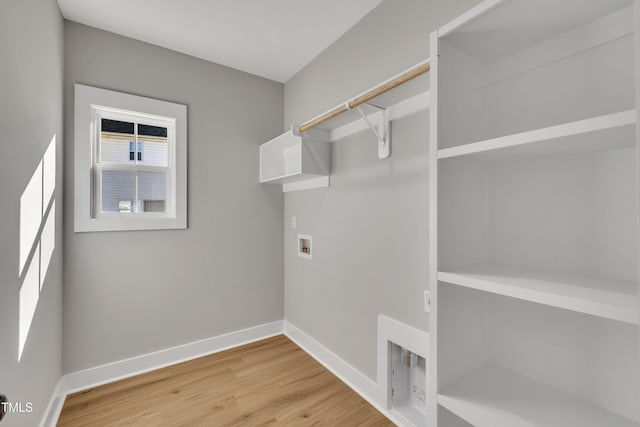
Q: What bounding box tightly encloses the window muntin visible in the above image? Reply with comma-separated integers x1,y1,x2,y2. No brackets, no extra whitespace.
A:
129,142,142,161
93,107,175,217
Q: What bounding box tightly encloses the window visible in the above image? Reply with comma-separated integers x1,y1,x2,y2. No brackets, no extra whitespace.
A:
95,112,170,215
129,142,142,161
74,84,187,232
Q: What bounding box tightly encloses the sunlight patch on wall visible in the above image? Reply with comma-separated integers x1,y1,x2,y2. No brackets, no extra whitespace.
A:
18,135,56,360
19,161,42,276
43,137,56,215
19,243,40,361
40,202,55,290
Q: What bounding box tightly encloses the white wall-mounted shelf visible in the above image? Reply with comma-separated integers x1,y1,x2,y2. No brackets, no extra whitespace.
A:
438,110,636,163
259,130,330,191
439,264,638,325
438,363,640,427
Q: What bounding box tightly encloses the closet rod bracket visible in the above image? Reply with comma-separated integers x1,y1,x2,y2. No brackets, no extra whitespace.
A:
354,105,391,159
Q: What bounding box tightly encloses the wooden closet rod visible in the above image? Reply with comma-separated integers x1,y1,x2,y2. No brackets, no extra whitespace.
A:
297,61,430,134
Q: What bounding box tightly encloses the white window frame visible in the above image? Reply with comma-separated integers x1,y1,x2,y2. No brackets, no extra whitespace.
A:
92,107,175,219
74,84,187,232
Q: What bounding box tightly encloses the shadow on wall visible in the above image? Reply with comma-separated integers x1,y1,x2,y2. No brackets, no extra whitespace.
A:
18,135,56,361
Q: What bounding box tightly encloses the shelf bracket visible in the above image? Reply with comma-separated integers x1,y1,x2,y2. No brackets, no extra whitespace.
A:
355,104,391,159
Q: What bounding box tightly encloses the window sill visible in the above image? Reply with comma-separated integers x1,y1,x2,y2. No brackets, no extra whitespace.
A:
74,216,186,233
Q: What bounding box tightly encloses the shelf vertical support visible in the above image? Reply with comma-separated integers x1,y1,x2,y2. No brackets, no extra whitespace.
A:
354,105,391,159
428,29,439,427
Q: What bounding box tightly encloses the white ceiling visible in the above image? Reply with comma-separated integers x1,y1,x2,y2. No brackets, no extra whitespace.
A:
56,0,383,83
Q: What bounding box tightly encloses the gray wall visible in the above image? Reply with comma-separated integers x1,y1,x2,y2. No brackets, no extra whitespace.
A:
0,0,64,425
63,22,284,373
283,0,480,379
635,0,640,398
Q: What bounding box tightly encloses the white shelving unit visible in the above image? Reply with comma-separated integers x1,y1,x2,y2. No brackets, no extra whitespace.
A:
429,1,640,426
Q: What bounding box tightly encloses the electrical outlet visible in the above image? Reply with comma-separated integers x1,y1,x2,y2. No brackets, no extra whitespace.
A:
423,290,431,312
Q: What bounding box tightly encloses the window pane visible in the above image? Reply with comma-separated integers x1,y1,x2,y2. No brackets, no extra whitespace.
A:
101,169,135,213
138,171,167,212
101,119,135,163
138,123,168,167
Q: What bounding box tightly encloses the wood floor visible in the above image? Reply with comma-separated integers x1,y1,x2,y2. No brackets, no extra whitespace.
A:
58,335,393,426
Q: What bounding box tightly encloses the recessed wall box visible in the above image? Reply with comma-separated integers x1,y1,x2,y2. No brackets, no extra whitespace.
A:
297,234,312,259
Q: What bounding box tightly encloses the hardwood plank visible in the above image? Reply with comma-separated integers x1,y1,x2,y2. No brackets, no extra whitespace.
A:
57,335,393,426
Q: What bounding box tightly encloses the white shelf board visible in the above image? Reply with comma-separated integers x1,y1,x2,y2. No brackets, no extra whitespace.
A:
260,172,328,185
282,176,329,193
438,363,640,427
391,403,426,427
438,110,636,163
438,263,638,325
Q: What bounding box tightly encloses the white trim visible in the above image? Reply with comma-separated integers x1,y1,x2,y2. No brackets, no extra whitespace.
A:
283,321,405,426
59,320,283,395
74,84,187,232
427,29,440,427
39,380,64,427
283,176,330,192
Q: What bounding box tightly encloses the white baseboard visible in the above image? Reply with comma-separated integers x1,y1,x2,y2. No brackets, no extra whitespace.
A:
41,320,283,427
283,320,402,426
39,379,64,427
40,319,405,427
